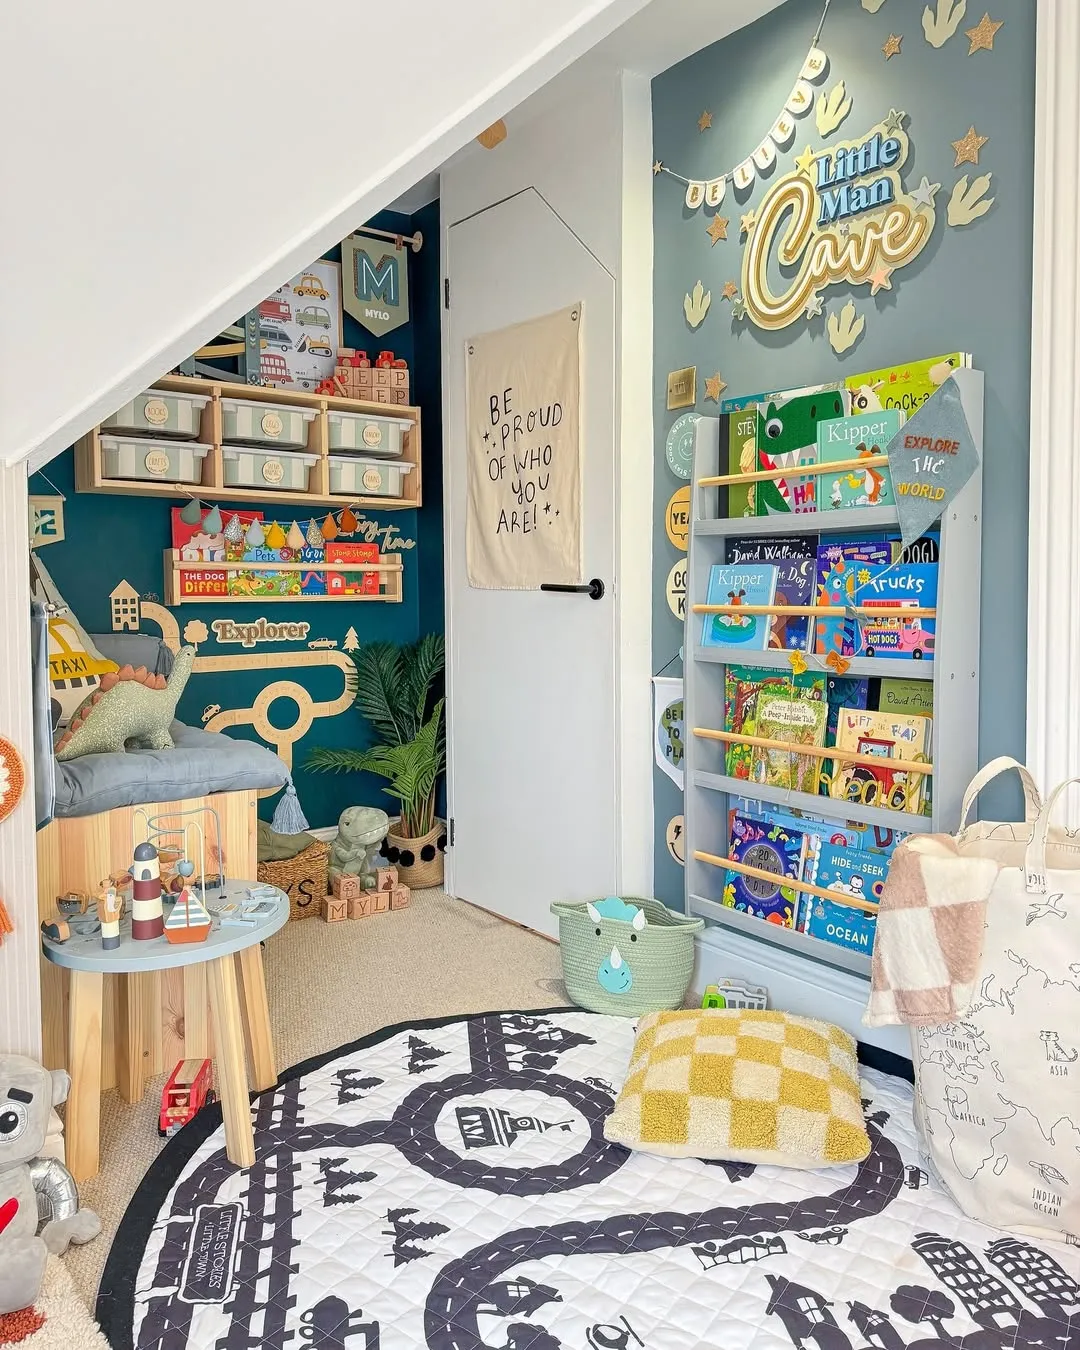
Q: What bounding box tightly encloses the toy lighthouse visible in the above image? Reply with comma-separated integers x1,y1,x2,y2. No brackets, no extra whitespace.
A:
131,841,165,940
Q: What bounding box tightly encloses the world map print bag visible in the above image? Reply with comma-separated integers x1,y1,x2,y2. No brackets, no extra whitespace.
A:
911,762,1080,1242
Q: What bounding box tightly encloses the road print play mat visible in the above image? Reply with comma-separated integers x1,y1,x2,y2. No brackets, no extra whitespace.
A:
98,1011,1080,1350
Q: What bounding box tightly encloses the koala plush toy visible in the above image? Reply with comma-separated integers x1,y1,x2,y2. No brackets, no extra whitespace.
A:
0,1055,101,1315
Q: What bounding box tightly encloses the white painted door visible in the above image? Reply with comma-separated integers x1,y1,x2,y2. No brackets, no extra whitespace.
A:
445,187,617,936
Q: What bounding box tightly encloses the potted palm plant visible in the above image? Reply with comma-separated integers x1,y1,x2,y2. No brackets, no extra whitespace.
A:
308,634,447,888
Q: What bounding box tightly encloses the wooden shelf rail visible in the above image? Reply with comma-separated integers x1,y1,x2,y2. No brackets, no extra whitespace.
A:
694,850,880,915
692,603,936,617
698,454,889,487
693,726,933,777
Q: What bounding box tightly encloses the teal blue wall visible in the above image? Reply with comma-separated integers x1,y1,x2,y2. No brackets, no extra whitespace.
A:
32,207,443,830
651,0,1035,906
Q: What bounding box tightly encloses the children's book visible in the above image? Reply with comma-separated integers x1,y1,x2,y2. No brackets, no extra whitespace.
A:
724,668,824,779
700,563,777,651
831,707,932,815
826,675,869,745
755,386,846,516
856,561,938,661
731,799,908,859
723,813,807,928
807,840,890,908
724,400,761,518
749,683,829,795
811,539,892,657
804,896,878,956
878,677,934,718
726,536,816,649
846,353,970,418
326,542,380,596
817,408,903,510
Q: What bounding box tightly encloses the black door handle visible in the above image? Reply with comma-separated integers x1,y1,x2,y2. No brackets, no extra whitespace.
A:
540,578,605,600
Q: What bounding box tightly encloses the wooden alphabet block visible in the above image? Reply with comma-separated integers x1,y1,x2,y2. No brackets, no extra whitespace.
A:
372,368,391,388
373,891,390,914
375,866,398,893
325,897,348,923
391,388,408,405
349,892,377,918
389,884,411,911
332,873,364,902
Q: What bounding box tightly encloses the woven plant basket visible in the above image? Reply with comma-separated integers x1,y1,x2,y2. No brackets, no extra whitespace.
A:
382,818,445,889
550,896,704,1016
257,839,329,921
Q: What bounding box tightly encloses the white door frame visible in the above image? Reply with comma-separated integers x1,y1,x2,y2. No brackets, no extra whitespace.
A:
1026,0,1080,810
439,72,654,908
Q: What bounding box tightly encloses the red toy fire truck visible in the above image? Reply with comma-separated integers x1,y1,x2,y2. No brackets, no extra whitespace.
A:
159,1059,215,1137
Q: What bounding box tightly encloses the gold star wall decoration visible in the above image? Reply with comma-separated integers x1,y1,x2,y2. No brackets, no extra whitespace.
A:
721,280,739,301
653,160,663,176
706,215,729,245
882,33,903,59
704,373,727,401
740,210,758,236
698,110,713,132
965,12,1003,53
952,125,989,166
794,145,817,176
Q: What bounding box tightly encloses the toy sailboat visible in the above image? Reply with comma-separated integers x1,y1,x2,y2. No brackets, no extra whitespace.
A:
163,861,212,944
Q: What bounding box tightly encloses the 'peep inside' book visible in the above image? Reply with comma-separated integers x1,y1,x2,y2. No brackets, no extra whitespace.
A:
749,683,828,795
701,564,777,651
723,813,807,928
817,408,903,510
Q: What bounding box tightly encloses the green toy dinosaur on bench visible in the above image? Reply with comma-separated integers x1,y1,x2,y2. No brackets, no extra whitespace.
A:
55,646,196,762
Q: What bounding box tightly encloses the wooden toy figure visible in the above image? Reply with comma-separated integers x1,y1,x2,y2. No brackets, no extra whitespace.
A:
97,884,123,950
130,841,165,940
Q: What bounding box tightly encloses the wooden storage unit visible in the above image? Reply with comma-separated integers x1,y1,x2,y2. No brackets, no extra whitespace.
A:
75,375,423,511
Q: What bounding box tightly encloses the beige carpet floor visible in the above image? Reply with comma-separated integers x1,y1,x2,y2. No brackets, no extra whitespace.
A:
64,888,566,1309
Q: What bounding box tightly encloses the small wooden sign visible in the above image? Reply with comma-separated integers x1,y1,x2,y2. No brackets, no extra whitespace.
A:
29,496,65,548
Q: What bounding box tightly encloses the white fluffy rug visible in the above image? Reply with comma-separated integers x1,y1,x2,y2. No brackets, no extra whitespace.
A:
0,1258,109,1350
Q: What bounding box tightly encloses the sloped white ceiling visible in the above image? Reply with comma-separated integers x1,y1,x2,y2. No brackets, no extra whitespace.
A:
1,0,655,468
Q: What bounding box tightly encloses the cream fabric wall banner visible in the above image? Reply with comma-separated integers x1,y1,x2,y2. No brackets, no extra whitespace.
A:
466,303,582,589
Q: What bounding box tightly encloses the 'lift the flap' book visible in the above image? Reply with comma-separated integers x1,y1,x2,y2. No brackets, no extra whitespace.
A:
700,564,777,652
724,813,808,928
725,536,816,650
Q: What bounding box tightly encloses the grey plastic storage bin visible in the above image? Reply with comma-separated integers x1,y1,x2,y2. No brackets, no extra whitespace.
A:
221,399,316,450
328,455,414,497
550,897,704,1017
100,436,210,485
101,388,210,439
222,447,317,492
327,410,410,456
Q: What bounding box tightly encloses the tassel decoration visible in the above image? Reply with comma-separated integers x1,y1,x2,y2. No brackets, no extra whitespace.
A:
271,775,310,835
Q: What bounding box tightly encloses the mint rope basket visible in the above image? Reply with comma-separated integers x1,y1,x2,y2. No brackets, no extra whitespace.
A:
550,897,704,1017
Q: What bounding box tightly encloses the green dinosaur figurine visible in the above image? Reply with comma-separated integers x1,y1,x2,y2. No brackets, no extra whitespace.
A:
55,646,196,761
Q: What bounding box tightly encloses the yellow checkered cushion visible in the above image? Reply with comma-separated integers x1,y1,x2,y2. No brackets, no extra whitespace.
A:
603,1009,870,1169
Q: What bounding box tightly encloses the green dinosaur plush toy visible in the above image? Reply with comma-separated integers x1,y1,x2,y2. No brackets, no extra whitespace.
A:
55,646,195,761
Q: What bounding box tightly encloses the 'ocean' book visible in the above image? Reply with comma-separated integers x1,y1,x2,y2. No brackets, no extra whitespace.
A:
817,408,904,510
701,564,777,651
805,895,877,956
726,536,816,650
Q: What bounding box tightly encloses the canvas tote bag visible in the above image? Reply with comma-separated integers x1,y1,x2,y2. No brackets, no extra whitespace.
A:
911,757,1080,1241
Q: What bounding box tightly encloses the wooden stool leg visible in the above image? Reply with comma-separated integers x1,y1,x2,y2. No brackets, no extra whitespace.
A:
183,964,210,1059
117,972,149,1103
207,955,254,1169
67,971,104,1183
235,945,276,1092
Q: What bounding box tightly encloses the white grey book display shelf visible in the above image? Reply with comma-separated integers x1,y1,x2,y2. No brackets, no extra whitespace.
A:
683,368,984,978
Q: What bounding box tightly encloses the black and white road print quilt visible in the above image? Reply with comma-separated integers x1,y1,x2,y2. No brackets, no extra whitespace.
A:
97,1010,1080,1350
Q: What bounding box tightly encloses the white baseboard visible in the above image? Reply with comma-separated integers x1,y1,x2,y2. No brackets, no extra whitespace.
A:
693,928,911,1062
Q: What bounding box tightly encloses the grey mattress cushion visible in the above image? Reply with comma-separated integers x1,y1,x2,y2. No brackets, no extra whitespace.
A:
92,632,174,677
53,721,289,818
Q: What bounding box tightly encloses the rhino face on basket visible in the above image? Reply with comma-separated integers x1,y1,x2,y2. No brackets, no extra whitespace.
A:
588,902,646,996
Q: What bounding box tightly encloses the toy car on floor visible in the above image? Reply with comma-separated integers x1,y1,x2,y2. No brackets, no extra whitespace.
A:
159,1059,215,1137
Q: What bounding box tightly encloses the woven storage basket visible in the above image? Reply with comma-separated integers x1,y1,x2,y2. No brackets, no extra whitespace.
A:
257,839,329,921
383,818,445,889
550,896,704,1016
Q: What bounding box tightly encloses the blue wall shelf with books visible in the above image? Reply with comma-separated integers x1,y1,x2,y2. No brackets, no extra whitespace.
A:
682,366,984,980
